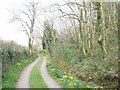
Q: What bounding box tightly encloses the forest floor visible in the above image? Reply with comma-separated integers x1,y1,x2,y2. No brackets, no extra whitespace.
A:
15,55,61,88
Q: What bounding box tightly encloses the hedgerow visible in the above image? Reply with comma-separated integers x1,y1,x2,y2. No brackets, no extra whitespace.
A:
0,40,30,74
2,55,38,88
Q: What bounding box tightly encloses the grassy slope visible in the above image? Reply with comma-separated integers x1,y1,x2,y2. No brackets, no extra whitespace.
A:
30,59,47,88
2,55,37,88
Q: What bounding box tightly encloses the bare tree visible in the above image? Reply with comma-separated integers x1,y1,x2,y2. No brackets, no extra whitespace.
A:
51,1,87,55
11,2,39,54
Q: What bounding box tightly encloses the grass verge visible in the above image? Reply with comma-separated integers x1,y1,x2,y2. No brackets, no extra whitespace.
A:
30,58,47,88
2,55,38,88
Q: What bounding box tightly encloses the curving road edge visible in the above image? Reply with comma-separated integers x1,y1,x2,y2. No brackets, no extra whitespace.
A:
15,56,40,88
40,56,62,89
15,55,62,89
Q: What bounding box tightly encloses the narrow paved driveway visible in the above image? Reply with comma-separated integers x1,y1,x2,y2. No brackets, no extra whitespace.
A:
40,56,61,88
16,57,40,88
16,55,62,89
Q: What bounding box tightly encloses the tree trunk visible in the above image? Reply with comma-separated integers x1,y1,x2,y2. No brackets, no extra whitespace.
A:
100,2,107,55
29,38,32,54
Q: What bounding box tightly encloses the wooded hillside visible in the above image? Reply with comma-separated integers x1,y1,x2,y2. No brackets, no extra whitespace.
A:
42,1,118,88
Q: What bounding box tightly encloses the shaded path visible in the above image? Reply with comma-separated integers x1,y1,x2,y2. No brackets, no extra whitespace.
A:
16,57,40,88
40,56,61,88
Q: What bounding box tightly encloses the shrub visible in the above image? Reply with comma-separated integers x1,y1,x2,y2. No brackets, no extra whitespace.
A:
0,40,30,74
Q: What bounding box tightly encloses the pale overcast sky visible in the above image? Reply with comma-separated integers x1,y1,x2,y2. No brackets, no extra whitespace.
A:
0,0,64,46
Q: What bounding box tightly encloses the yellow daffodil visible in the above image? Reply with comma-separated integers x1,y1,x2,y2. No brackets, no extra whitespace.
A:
52,69,55,70
64,72,67,74
45,55,48,57
17,63,20,66
87,85,91,88
69,77,74,80
63,75,68,78
74,77,76,79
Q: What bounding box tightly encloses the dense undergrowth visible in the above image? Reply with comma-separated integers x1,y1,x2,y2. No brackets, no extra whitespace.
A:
46,42,118,88
0,40,30,74
41,2,118,88
42,27,118,88
2,55,38,88
46,59,103,88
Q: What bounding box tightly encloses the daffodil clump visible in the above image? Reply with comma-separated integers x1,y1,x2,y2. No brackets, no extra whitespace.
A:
46,62,103,88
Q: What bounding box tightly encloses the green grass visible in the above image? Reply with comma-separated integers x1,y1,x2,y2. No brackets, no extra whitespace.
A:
30,59,47,88
2,55,38,88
